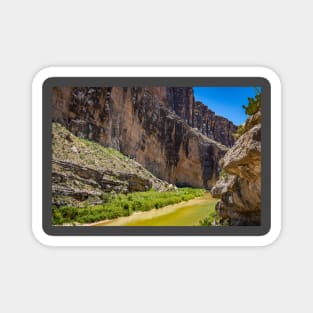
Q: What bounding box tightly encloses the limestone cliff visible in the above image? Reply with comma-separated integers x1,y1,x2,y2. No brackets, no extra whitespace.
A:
52,86,233,189
166,88,237,147
211,111,261,225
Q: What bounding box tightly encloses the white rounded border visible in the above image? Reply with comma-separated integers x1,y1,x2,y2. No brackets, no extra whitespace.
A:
32,66,281,246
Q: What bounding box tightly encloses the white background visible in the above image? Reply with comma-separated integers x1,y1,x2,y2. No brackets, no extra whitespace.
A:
0,0,310,312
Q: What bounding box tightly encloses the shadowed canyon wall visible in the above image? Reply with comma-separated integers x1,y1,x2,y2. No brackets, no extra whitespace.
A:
166,88,237,147
52,87,236,189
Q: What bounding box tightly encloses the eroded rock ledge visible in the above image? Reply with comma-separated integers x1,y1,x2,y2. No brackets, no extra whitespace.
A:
52,123,173,207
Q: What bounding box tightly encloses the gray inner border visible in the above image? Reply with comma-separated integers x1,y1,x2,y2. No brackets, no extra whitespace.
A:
42,77,270,236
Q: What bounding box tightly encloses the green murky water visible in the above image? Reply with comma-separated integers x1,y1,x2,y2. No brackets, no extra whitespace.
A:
99,193,217,226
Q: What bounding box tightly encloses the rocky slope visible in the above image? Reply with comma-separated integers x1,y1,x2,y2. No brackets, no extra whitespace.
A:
52,87,232,189
52,123,172,207
211,111,261,225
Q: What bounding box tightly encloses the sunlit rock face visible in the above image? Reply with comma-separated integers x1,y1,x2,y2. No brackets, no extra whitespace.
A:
52,86,235,189
51,123,173,207
166,87,237,147
211,112,261,225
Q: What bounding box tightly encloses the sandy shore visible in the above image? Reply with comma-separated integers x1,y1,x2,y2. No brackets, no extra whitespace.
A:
85,196,209,226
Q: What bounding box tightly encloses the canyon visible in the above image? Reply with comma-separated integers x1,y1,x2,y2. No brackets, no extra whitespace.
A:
51,85,262,226
52,87,236,189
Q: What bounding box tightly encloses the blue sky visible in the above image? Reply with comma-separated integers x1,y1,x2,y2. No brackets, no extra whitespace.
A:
193,87,259,125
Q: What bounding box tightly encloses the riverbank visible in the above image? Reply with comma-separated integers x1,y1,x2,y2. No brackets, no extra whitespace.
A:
53,187,205,225
89,193,217,226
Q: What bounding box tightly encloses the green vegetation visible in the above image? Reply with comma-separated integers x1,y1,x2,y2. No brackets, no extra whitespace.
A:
219,168,227,179
232,124,245,141
53,123,132,166
52,187,205,225
242,93,261,116
52,123,158,181
117,193,217,226
233,91,262,141
198,208,221,226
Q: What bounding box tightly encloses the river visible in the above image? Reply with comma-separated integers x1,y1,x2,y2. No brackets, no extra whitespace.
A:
93,193,217,226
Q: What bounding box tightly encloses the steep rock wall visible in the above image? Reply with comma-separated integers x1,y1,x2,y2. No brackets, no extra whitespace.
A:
166,88,237,147
211,112,261,225
52,86,230,189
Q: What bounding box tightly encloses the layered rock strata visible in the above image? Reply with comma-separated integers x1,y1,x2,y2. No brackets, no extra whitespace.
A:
211,112,261,225
52,123,172,207
166,88,237,147
52,87,232,189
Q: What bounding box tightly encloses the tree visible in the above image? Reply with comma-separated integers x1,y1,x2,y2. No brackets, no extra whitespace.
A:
242,92,261,116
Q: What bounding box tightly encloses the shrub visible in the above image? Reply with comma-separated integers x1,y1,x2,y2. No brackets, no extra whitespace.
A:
52,187,206,225
100,193,111,202
199,208,219,226
199,217,213,226
242,93,261,116
233,124,245,141
219,169,227,179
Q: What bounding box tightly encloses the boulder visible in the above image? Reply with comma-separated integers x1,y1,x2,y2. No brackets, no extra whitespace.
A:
211,115,261,225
